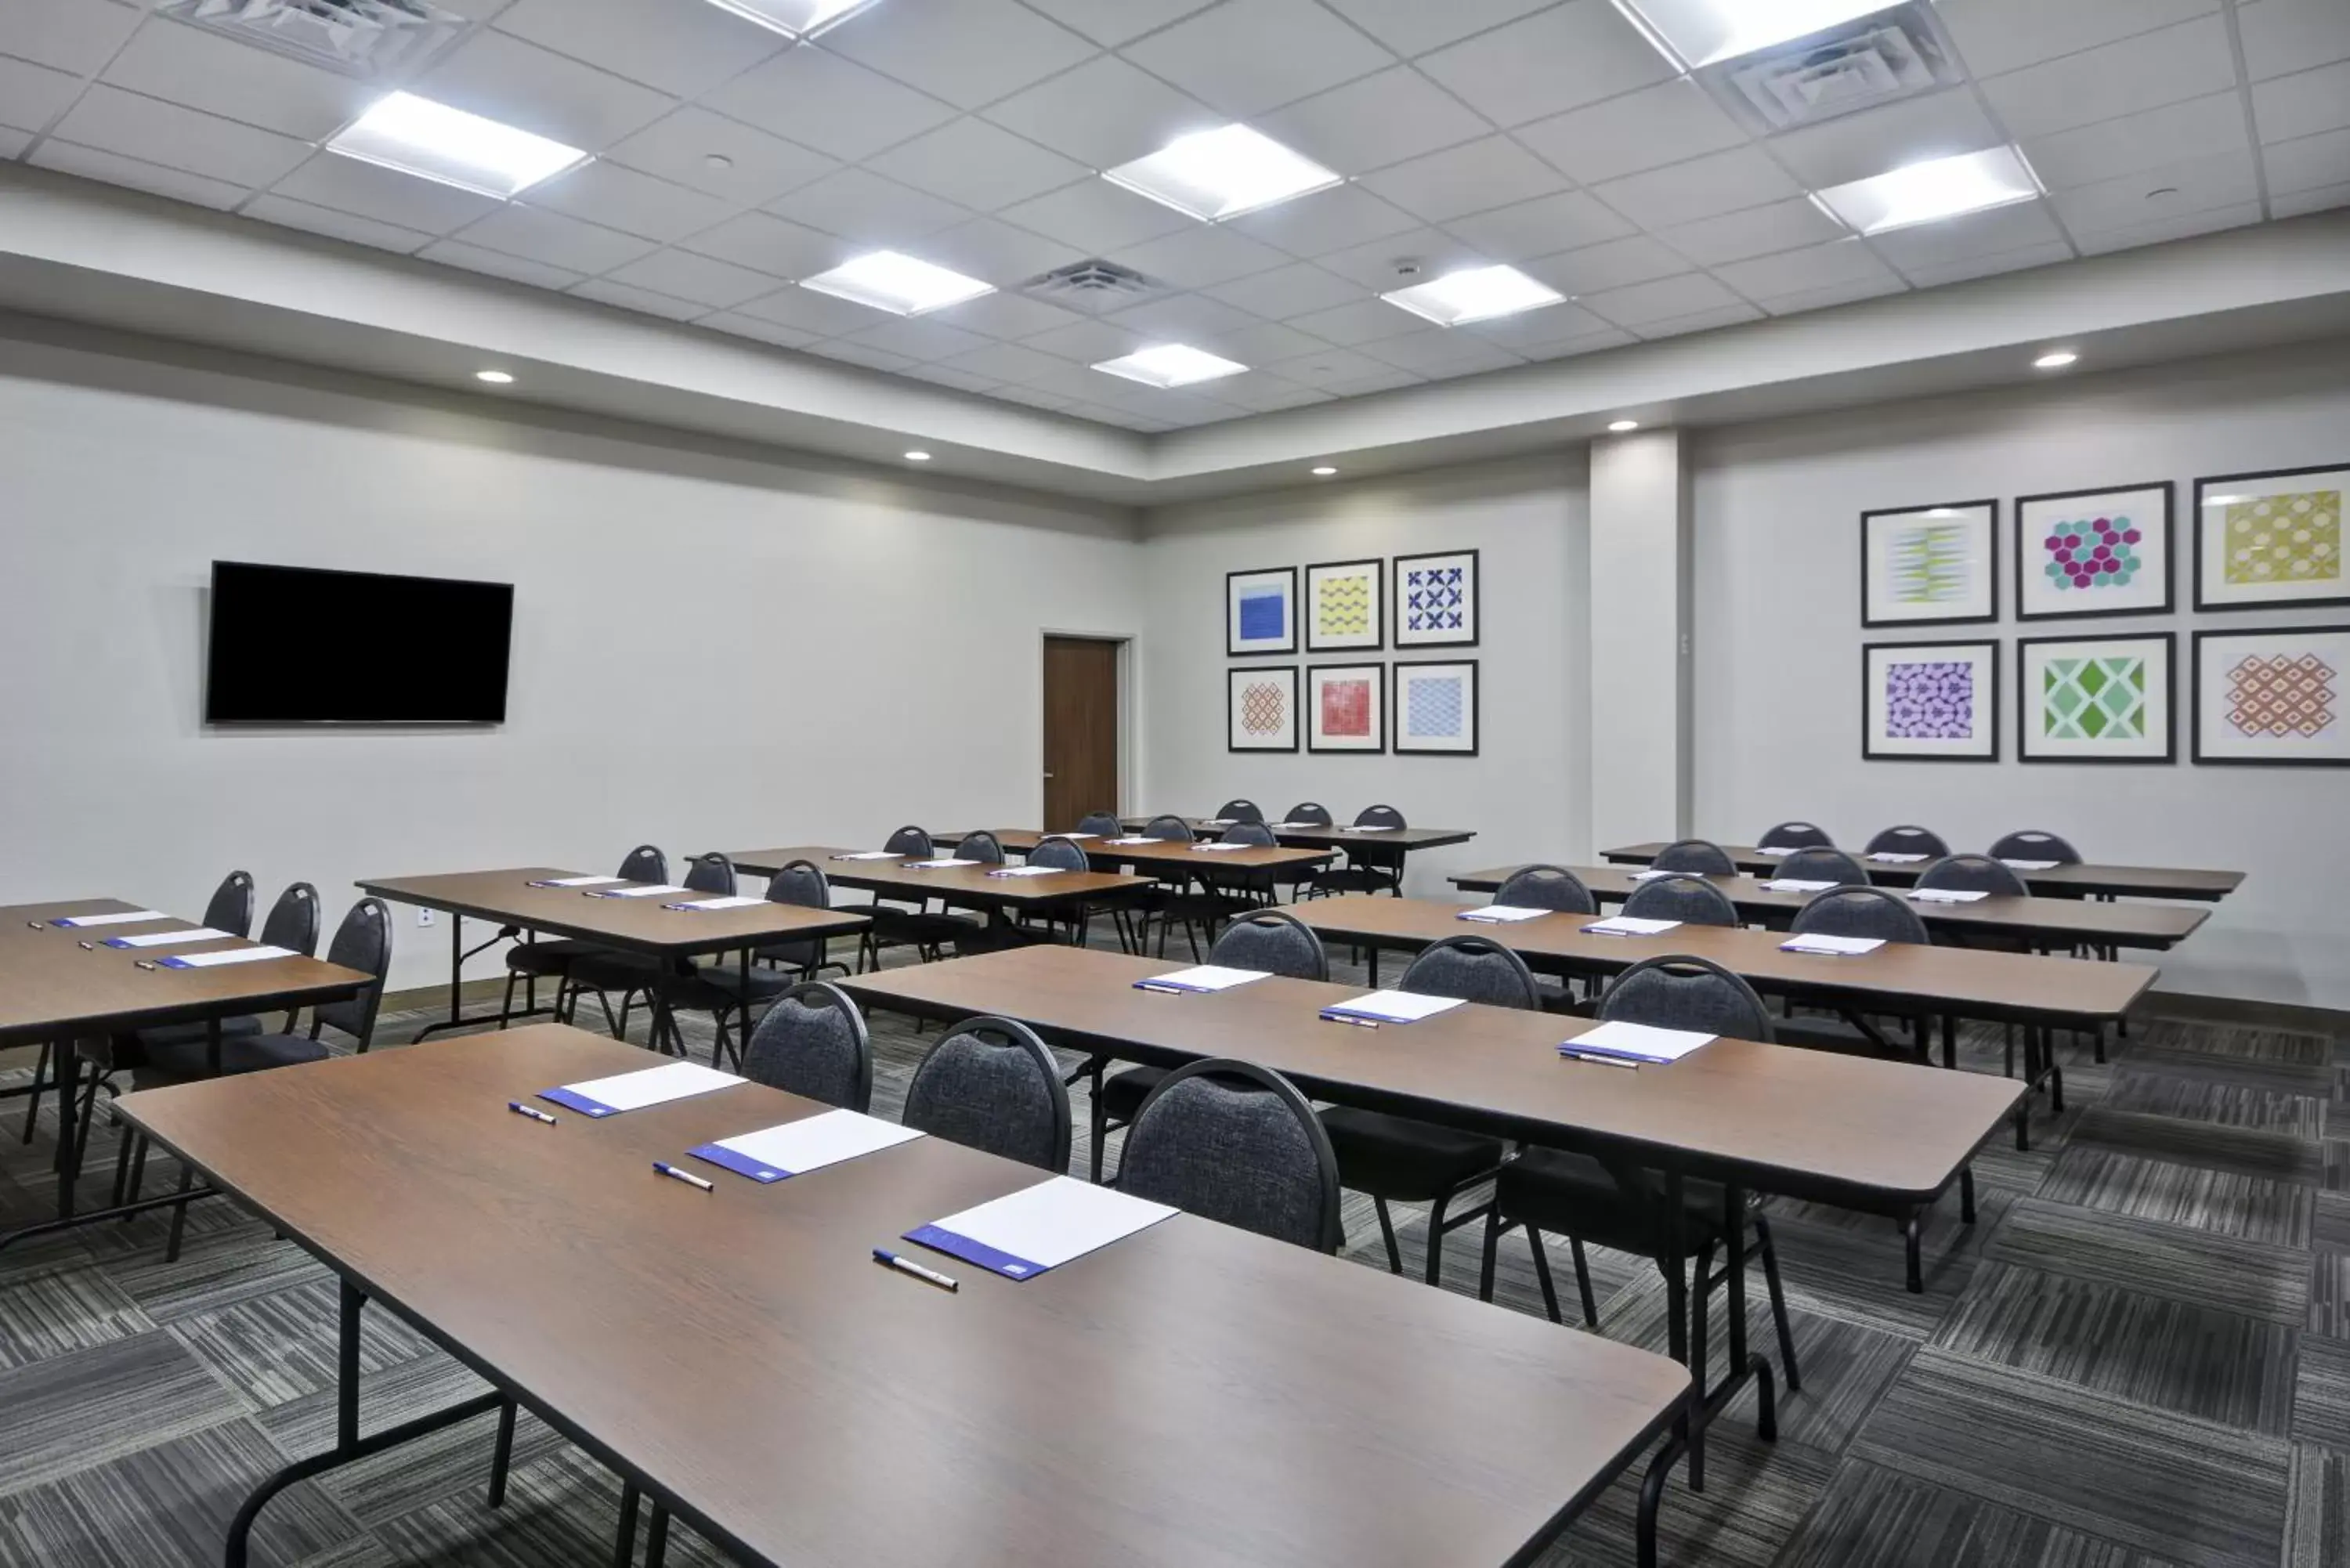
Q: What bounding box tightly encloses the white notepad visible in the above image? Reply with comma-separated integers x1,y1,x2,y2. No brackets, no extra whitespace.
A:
528,875,624,888
52,910,167,928
540,1060,743,1117
1459,905,1549,923
1867,851,1928,864
588,884,688,898
158,945,295,969
906,858,980,869
1199,818,1237,827
1761,878,1838,894
1054,833,1098,840
1909,888,1989,904
1781,934,1885,956
908,1176,1177,1280
1340,825,1398,833
1582,916,1682,937
1104,836,1160,846
2001,858,2059,871
1561,1021,1716,1066
1630,869,1682,881
988,865,1067,878
107,927,230,948
663,894,766,911
1321,989,1466,1024
1268,822,1321,830
1190,841,1253,852
1133,964,1270,994
1756,845,1804,856
688,1110,921,1183
832,851,904,861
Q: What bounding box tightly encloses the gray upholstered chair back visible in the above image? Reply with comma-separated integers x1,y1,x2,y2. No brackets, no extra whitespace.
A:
765,859,830,909
1599,956,1773,1043
1076,811,1123,838
260,883,321,957
1215,799,1266,825
1283,802,1334,826
316,898,392,1044
903,1016,1072,1172
1209,911,1328,981
1220,821,1277,847
684,853,736,897
1791,886,1929,945
1918,854,2029,897
1622,874,1739,927
884,825,935,858
1864,824,1950,858
1141,815,1194,842
1776,847,1870,887
1492,864,1596,914
1759,821,1836,850
618,844,667,883
959,831,1006,865
742,981,873,1114
1030,836,1092,872
202,870,255,939
1121,1060,1341,1252
1988,829,2082,865
1354,804,1407,829
1652,837,1737,875
1397,934,1540,1010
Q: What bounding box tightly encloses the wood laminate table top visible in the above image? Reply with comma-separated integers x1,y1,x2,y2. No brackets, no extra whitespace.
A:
724,847,1150,905
942,830,1332,875
1600,844,2243,901
117,1025,1690,1568
1119,818,1477,851
355,869,867,958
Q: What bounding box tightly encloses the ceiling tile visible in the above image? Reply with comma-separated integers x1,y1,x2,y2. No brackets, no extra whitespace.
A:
1015,316,1152,363
1282,298,1432,345
2052,149,2258,233
275,150,505,236
606,107,837,205
1224,182,1420,256
841,315,992,361
906,363,1003,393
1314,365,1424,395
681,210,856,278
1711,237,1897,299
0,55,79,135
1197,319,1332,363
734,282,898,334
1513,326,1633,359
492,0,787,98
2073,200,2261,255
1520,234,1693,293
0,126,29,157
1589,146,1802,229
1021,361,1136,401
821,0,1098,110
1315,0,1560,59
1867,199,2067,270
568,276,710,320
1263,344,1410,383
1356,135,1565,223
454,204,660,273
1892,240,2073,289
418,238,586,290
985,381,1078,411
1460,299,1616,351
769,167,969,244
1516,78,1746,186
706,43,959,163
602,246,779,308
2271,178,2350,218
29,139,246,208
526,159,736,242
1416,0,1674,128
1937,0,2218,78
925,289,1087,340
865,118,1090,212
1441,190,1635,262
1763,89,2005,190
1256,67,1493,177
980,55,1220,170
917,216,1084,285
1102,291,1264,344
415,27,678,150
51,85,309,187
1360,330,1522,377
1119,0,1396,120
804,340,918,374
996,179,1190,252
2023,92,2251,189
240,194,430,254
1759,274,1907,315
0,0,140,76
2253,60,2350,145
1635,301,1762,338
100,19,375,140
700,312,819,349
1018,0,1217,49
1976,16,2236,142
1658,197,1846,266
1313,225,1487,290
1580,271,1742,327
1116,225,1290,289
1204,261,1366,319
1211,373,1332,412
2238,0,2350,81
2262,127,2350,195
934,341,1068,383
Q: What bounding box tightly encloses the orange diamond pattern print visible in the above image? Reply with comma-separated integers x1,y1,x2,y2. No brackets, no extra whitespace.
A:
1242,678,1288,735
2228,653,2337,739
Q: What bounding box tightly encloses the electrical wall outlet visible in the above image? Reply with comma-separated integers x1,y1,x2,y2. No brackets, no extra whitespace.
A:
418,908,436,928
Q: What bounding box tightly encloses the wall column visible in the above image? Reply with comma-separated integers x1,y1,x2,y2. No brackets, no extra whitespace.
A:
1586,428,1691,851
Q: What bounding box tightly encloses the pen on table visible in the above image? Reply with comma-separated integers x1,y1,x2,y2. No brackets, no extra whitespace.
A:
1135,982,1186,995
1560,1050,1641,1070
872,1247,959,1292
1321,1013,1380,1029
134,959,159,971
508,1101,559,1125
77,941,94,951
653,1161,714,1192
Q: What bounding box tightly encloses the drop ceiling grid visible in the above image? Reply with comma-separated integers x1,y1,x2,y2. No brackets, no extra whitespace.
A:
0,0,2344,432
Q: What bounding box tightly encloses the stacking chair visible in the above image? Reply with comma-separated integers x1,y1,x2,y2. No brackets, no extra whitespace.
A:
1076,810,1124,838
1916,854,2028,899
856,826,977,964
1214,799,1267,825
1318,936,1536,1283
136,882,320,1055
652,854,797,1064
1491,865,1595,1008
1130,815,1217,960
1651,838,1737,876
1272,800,1335,898
1622,874,1740,927
1120,1060,1341,1252
949,831,1060,958
1989,829,2083,865
1757,822,1836,851
1864,824,1951,860
1019,834,1104,947
738,981,873,1113
741,859,851,982
903,1016,1072,1172
1777,887,1933,1062
1773,847,1870,887
1210,820,1283,909
1307,804,1408,898
500,844,666,1030
1090,911,1327,1181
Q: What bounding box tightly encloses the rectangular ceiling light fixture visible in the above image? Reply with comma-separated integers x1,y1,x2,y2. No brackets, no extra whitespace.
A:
799,251,995,315
1381,264,1564,327
1611,0,1905,69
1092,344,1249,388
1103,125,1342,222
1810,145,2042,234
328,92,587,199
701,0,877,37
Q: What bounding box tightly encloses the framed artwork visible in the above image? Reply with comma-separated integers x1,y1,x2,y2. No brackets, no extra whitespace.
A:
1861,640,1999,761
2018,632,2176,764
1304,558,1383,652
1306,663,1385,753
1860,501,1998,627
1394,549,1478,647
2192,624,2348,766
1227,666,1298,753
1393,660,1478,755
2194,465,2348,612
1227,567,1297,656
2016,482,2174,620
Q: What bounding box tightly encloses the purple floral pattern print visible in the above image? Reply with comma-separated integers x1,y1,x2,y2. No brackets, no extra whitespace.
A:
1885,660,1976,740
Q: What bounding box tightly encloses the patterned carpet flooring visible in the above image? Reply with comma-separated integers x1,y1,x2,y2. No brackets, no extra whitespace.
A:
1,934,2346,1567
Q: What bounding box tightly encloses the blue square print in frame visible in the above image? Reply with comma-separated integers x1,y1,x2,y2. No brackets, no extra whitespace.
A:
1394,549,1478,647
1394,660,1478,755
1227,566,1298,656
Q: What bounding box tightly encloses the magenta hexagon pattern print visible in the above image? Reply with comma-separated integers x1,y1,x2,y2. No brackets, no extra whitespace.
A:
1885,659,1976,740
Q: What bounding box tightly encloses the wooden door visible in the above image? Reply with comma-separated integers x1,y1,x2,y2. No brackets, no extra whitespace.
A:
1042,637,1120,831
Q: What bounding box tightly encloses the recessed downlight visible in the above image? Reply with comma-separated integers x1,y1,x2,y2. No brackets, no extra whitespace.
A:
1607,419,1640,432
1311,465,1338,476
2034,351,2079,370
904,450,932,461
475,370,515,384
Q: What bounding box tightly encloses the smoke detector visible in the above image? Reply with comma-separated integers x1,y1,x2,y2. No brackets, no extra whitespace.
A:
1706,4,1961,132
1019,258,1170,316
156,0,469,81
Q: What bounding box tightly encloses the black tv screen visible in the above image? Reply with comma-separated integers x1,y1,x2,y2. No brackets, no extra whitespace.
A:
205,562,513,724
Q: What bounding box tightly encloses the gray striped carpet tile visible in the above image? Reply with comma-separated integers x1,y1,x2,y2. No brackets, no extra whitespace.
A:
2284,1444,2350,1568
2132,1021,2335,1069
1542,1425,1839,1568
0,1264,151,1375
2120,1043,2336,1097
2317,1192,2350,1252
2294,1336,2350,1451
2310,1253,2350,1343
2040,1147,2316,1247
2101,1070,2330,1140
1774,1457,2189,1568
1718,1313,1918,1455
2070,1107,2326,1187
1744,1209,1983,1342
296,1405,564,1534
0,1331,245,1498
254,1347,496,1470
367,1445,729,1568
100,1217,334,1326
1987,1196,2312,1324
168,1278,435,1412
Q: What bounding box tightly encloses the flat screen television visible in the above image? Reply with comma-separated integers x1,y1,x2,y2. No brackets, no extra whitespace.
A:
204,562,514,724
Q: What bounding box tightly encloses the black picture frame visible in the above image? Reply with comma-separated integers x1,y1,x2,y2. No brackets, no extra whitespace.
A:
2190,624,2350,767
1391,548,1480,648
1305,663,1386,753
1392,659,1480,757
2013,480,2175,622
1860,638,2001,762
2193,464,2350,614
1226,565,1299,656
1303,558,1385,652
2016,631,2178,765
1226,665,1300,753
1859,500,2000,628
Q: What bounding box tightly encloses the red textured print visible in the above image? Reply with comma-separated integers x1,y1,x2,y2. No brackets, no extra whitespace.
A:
1321,679,1371,737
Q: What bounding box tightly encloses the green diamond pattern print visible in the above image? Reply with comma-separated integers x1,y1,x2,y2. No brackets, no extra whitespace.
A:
2042,656,2145,741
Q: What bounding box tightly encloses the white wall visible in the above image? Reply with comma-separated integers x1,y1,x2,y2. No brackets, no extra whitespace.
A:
1690,347,2350,1010
1140,454,1589,896
0,327,1144,994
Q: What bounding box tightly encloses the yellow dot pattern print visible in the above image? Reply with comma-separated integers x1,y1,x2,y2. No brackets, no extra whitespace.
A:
2225,491,2340,586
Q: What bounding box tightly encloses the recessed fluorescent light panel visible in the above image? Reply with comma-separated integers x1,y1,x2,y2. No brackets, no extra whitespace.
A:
1103,125,1341,222
1611,0,1906,69
700,0,876,38
1382,265,1563,327
1810,146,2042,235
1092,345,1248,389
799,251,993,316
328,92,585,199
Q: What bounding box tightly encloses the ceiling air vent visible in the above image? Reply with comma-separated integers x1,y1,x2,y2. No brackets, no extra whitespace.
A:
156,0,469,81
1707,3,1961,133
1019,258,1169,316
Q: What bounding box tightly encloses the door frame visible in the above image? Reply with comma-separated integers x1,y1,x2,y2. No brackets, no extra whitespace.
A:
1039,629,1134,823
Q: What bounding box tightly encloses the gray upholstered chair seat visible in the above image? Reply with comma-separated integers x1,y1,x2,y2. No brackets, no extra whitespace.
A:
740,984,872,1112
505,938,598,977
1318,1107,1505,1199
904,1017,1072,1172
949,923,1055,956
562,949,671,994
1494,1148,1733,1257
137,1014,266,1051
136,1031,331,1083
1119,1065,1339,1251
667,963,799,1010
1098,1064,1169,1122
